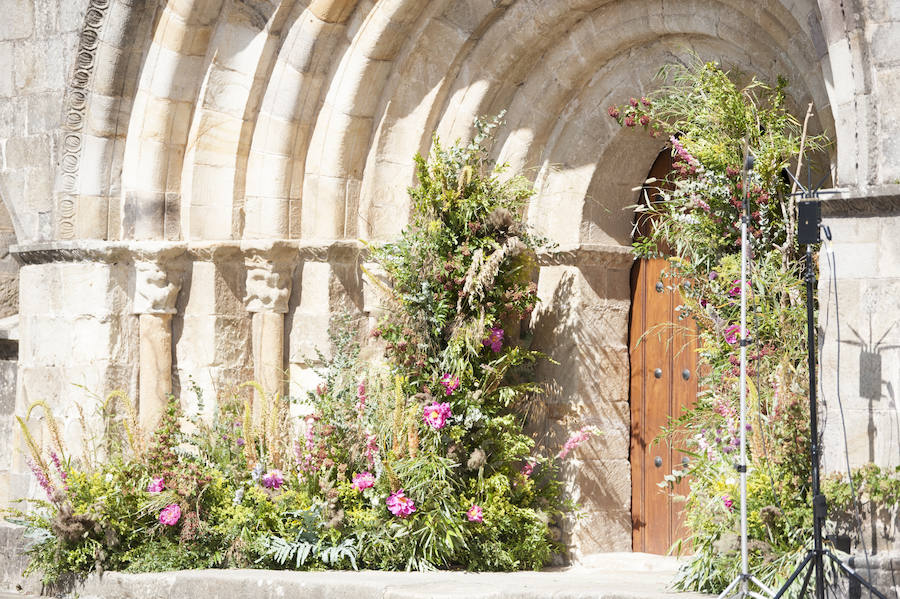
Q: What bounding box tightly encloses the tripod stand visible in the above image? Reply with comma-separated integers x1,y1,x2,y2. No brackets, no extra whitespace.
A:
771,201,888,599
718,146,774,599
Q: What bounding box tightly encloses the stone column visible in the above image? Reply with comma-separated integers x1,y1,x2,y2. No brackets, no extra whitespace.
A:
244,251,293,409
133,256,182,430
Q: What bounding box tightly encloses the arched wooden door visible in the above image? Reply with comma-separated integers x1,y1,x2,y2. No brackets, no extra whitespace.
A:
629,151,699,554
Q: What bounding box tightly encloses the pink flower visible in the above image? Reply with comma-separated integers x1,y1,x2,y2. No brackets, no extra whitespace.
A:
439,373,460,396
386,489,417,518
641,96,652,107
481,327,504,352
607,106,620,119
50,451,68,490
624,115,636,127
147,476,165,493
364,432,378,464
467,504,484,523
629,97,639,107
557,427,597,460
262,469,284,489
351,471,375,491
356,380,367,415
521,461,535,477
27,458,54,500
159,503,181,526
725,324,741,345
639,114,650,126
723,495,734,511
423,402,452,429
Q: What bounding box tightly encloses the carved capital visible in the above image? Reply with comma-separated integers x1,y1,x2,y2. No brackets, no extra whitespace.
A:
134,259,182,314
244,252,294,313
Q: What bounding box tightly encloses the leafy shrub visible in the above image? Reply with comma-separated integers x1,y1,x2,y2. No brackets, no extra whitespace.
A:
7,118,596,582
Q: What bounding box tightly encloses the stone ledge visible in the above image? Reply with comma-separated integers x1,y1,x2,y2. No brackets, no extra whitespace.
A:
822,185,900,217
10,241,635,270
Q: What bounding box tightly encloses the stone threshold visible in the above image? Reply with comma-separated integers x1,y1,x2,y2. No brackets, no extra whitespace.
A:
1,554,713,599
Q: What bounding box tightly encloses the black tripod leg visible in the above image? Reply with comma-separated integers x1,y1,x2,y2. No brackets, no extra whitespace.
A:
799,557,816,598
824,550,890,599
775,551,816,598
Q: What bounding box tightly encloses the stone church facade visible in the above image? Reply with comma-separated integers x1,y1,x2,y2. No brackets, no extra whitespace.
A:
0,0,897,571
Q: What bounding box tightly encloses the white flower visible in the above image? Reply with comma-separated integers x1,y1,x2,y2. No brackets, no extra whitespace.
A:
105,473,113,483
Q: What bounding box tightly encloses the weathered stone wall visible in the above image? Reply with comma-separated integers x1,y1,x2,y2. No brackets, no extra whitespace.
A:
820,191,900,588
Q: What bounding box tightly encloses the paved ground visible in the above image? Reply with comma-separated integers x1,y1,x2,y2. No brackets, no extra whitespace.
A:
0,553,713,599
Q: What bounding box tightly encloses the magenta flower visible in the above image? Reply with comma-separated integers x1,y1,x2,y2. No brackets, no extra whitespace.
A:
386,489,417,518
624,115,636,127
467,504,484,523
481,327,504,352
557,427,597,460
439,373,460,396
159,503,181,526
147,476,165,493
423,402,452,429
725,324,741,345
723,495,734,511
262,469,284,489
728,279,749,297
607,106,620,119
351,471,375,491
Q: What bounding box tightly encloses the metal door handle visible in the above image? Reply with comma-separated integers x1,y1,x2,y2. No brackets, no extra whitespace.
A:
654,368,662,378
654,456,663,468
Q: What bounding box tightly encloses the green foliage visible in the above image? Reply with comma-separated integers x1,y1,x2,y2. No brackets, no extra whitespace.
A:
610,59,895,596
7,117,594,582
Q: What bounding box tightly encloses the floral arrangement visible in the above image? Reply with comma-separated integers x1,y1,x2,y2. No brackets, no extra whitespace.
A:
609,60,899,595
7,118,597,582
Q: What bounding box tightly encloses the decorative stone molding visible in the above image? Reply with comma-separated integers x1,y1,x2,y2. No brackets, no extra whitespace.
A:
133,259,182,315
536,244,635,269
11,240,365,266
243,249,296,314
57,0,114,240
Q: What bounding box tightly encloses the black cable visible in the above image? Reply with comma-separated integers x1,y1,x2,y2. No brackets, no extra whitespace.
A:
821,241,873,598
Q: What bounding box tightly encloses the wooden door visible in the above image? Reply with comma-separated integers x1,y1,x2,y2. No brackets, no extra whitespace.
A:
629,257,698,554
629,148,699,553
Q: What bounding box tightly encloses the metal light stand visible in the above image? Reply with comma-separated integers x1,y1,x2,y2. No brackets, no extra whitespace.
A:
772,179,888,599
718,144,775,599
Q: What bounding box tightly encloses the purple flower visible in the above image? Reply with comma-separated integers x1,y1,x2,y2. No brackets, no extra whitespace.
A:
386,489,416,518
235,437,245,447
159,504,181,526
439,373,460,396
423,402,452,429
482,327,505,353
147,476,165,493
467,504,484,523
262,469,284,490
351,471,375,491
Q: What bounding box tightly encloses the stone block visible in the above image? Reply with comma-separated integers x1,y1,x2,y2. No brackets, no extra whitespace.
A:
569,507,632,555
0,0,34,39
0,42,13,98
3,134,50,170
14,37,66,95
